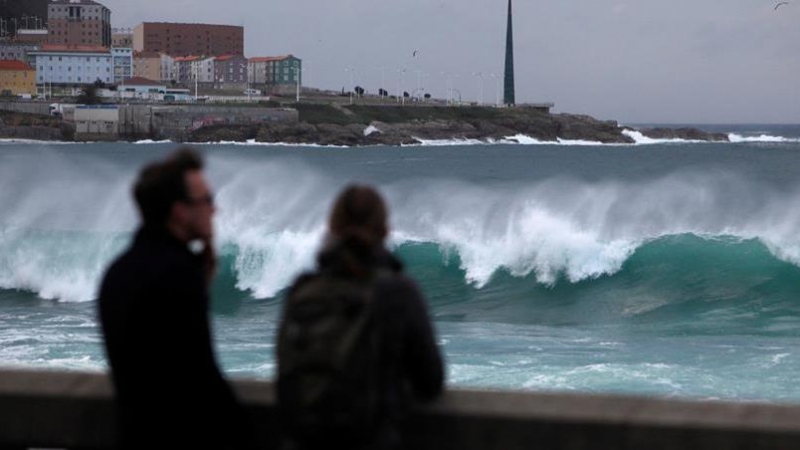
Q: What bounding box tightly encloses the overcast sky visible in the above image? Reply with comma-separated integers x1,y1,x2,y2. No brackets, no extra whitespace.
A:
103,0,798,124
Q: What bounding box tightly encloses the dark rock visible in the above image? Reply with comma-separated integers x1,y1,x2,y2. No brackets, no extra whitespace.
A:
634,127,729,142
188,125,256,142
553,114,633,144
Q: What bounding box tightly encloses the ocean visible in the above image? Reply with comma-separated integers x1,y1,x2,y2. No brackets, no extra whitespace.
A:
1,124,800,402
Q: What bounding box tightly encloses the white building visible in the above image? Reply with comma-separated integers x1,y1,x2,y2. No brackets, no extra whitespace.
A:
192,56,215,84
173,55,215,84
29,45,113,86
111,47,133,84
159,54,174,82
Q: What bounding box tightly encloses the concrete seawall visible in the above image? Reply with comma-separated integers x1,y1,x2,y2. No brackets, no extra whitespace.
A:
2,369,800,449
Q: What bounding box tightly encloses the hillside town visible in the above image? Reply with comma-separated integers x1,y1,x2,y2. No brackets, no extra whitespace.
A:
0,0,302,102
0,0,719,146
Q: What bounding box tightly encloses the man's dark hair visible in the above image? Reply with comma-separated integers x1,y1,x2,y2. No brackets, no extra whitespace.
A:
133,148,204,227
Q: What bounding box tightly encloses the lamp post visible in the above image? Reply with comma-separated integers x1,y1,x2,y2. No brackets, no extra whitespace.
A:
294,66,301,103
451,88,462,105
489,73,500,107
396,68,407,106
374,66,386,101
344,66,355,105
471,72,485,105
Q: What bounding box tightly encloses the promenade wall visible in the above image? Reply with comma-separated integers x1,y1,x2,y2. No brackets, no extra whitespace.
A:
0,102,299,141
1,369,800,450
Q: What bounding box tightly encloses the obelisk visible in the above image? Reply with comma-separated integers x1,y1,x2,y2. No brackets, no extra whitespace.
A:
503,0,516,106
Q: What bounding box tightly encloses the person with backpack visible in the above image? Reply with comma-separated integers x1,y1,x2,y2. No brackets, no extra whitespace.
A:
277,184,444,450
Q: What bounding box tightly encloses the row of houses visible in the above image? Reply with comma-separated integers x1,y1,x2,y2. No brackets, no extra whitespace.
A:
1,1,301,97
142,54,302,87
0,41,302,96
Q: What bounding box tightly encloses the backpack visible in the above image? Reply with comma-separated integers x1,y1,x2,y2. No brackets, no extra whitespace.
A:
277,269,388,445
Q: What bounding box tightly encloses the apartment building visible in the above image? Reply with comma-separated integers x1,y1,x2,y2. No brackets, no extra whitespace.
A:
133,22,243,57
29,44,113,86
172,55,214,84
47,0,112,48
214,54,247,85
0,42,40,62
248,55,301,89
111,47,132,84
112,27,133,47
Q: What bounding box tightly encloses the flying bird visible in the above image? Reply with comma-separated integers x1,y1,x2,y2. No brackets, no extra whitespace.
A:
774,1,789,10
412,49,419,58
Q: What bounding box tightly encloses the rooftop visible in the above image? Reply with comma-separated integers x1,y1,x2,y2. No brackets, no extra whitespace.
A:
215,54,245,62
0,60,34,71
49,0,108,6
249,55,294,63
38,44,110,53
139,22,242,29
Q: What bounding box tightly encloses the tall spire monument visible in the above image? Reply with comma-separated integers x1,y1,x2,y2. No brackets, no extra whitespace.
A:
503,0,516,106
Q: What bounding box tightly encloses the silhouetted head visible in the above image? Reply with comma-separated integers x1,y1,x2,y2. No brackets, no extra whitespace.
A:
328,184,389,247
133,148,215,242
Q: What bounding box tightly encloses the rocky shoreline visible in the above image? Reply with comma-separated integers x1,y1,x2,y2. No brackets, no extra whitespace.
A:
0,106,730,146
188,106,730,146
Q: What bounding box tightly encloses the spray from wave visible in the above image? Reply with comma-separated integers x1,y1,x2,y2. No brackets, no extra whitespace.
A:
3,148,800,303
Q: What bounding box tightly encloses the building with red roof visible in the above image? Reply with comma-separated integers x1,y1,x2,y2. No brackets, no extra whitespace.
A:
0,60,37,96
214,54,247,85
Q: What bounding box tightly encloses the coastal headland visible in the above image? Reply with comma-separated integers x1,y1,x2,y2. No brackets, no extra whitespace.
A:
0,102,730,145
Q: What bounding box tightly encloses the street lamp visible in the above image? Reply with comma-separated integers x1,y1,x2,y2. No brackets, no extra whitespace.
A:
396,68,407,106
451,88,462,105
489,73,500,107
344,66,356,105
471,72,485,105
293,66,301,103
374,66,386,101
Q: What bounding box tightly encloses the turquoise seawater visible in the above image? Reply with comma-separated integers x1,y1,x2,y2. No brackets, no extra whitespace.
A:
1,124,800,401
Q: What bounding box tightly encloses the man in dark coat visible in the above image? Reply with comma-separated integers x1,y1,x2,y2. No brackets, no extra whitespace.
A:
98,148,253,449
278,185,444,449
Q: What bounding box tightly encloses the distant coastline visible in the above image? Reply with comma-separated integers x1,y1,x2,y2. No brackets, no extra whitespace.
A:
0,103,730,146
